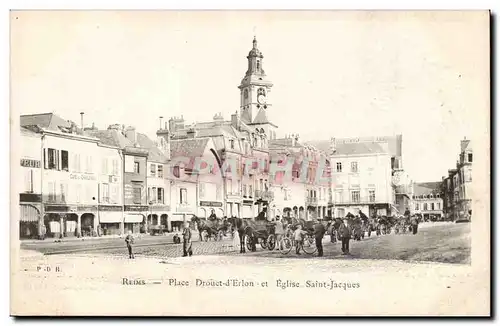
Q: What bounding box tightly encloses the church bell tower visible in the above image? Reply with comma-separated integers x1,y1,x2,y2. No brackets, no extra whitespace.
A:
238,37,276,138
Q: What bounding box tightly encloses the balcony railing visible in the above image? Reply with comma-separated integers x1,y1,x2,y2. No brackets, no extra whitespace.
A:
255,190,274,201
306,196,318,205
334,196,379,205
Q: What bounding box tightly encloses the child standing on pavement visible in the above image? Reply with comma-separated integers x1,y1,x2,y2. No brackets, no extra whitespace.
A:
293,225,307,255
125,230,135,259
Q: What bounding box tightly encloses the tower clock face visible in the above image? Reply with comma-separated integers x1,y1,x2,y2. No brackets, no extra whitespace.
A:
257,95,266,104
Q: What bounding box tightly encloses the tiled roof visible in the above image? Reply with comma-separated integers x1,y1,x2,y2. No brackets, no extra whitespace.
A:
413,182,442,196
305,140,389,156
170,138,209,158
334,142,389,156
85,129,132,148
20,113,76,132
136,133,168,163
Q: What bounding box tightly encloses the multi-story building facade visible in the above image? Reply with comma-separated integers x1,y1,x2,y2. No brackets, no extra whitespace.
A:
269,134,332,220
21,113,101,238
19,127,43,239
87,125,149,234
411,182,443,220
309,135,408,218
441,138,472,221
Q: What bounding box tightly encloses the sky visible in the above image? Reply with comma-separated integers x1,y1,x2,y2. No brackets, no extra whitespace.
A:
10,11,489,183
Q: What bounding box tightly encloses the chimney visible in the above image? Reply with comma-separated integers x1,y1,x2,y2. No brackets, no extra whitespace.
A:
231,111,240,129
330,137,336,155
80,112,84,130
125,126,137,144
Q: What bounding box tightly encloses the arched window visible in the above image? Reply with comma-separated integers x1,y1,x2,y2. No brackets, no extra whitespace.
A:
244,89,248,99
257,60,260,70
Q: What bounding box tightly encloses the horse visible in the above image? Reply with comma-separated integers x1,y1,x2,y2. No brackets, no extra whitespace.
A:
227,217,257,253
191,216,229,242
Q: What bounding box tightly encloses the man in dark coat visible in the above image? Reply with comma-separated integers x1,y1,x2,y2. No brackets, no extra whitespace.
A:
208,209,217,222
314,221,326,257
182,222,193,257
338,219,352,255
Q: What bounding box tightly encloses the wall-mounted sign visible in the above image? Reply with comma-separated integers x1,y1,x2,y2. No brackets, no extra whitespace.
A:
124,205,148,212
44,205,77,213
199,201,223,207
70,174,97,181
20,159,40,168
99,205,123,212
77,205,98,212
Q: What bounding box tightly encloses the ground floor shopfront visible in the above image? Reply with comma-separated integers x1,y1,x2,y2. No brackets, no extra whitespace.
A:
146,205,171,232
43,204,98,238
19,193,42,239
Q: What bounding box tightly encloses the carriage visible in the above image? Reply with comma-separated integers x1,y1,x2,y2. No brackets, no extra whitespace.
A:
244,220,277,251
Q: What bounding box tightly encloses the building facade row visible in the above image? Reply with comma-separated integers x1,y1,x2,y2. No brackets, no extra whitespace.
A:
441,138,473,221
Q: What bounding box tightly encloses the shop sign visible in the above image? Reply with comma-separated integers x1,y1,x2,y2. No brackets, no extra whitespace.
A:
151,205,171,212
99,205,123,212
77,205,98,212
124,205,148,212
70,173,97,181
199,201,223,207
44,205,77,212
20,159,40,168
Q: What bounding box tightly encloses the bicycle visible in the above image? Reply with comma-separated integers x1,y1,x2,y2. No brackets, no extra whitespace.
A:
280,233,317,255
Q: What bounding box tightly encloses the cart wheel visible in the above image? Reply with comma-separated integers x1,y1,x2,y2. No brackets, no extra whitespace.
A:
260,237,268,250
267,235,276,250
281,236,293,255
245,235,253,251
302,234,317,255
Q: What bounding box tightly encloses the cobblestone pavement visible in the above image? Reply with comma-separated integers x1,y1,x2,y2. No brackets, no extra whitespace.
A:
74,222,470,264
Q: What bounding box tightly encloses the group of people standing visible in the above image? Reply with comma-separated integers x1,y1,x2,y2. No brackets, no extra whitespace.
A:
271,217,354,257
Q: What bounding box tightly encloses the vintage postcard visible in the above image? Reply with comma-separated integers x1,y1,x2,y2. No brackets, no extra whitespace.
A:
10,10,490,316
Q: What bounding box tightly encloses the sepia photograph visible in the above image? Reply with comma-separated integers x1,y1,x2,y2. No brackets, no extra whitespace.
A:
9,10,490,316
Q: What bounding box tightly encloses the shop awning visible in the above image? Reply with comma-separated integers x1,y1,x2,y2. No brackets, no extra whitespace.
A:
99,211,123,223
124,214,144,223
20,204,39,222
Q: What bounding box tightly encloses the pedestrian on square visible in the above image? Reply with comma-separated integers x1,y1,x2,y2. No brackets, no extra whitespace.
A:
314,221,327,257
411,216,419,235
327,221,336,243
274,217,285,251
293,225,307,255
338,218,352,255
125,230,135,259
182,222,193,257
